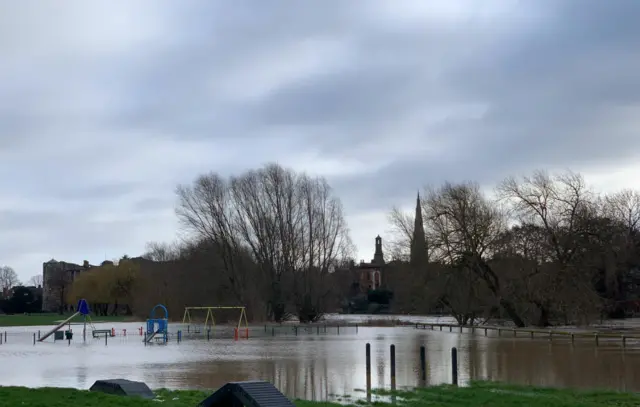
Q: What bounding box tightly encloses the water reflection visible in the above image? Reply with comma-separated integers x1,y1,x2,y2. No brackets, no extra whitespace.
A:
1,322,640,400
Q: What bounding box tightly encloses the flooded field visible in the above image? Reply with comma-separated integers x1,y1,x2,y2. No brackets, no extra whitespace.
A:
1,316,640,400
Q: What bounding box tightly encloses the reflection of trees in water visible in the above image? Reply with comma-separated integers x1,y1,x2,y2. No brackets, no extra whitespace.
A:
126,330,640,398
466,338,640,391
142,347,338,400
75,365,88,389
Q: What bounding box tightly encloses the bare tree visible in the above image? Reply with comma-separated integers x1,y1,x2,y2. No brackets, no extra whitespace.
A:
385,207,414,261
27,274,43,287
176,172,253,313
293,174,354,321
497,170,602,324
423,181,525,326
176,163,353,322
603,189,640,234
142,241,181,262
497,170,594,264
0,266,20,292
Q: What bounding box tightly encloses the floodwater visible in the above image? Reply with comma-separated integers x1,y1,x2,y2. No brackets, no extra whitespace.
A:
1,315,640,401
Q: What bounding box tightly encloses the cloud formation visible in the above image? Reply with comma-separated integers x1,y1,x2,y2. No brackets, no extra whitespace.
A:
2,1,640,281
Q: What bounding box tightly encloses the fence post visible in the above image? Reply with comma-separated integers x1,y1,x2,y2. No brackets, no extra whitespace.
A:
390,344,396,390
420,345,426,382
33,332,36,345
365,343,371,394
451,347,458,386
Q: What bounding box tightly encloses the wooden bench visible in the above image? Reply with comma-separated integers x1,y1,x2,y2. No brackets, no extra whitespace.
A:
92,329,114,338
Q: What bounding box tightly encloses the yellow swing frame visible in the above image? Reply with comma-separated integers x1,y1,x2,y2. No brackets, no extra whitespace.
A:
181,306,249,339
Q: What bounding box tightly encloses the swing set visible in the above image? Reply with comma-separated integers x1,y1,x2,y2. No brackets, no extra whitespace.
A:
181,306,249,340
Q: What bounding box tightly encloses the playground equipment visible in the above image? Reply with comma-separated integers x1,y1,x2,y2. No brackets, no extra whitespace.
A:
145,304,168,344
38,298,93,342
182,306,249,340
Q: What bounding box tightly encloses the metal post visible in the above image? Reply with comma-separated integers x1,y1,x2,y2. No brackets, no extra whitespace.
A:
365,343,371,396
33,332,36,345
451,347,458,386
105,333,108,346
390,344,396,391
420,346,426,382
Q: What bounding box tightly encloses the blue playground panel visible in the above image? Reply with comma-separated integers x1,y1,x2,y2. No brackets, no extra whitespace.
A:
145,304,169,343
146,318,168,335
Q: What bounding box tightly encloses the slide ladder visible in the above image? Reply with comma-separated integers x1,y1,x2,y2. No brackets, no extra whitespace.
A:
145,330,160,343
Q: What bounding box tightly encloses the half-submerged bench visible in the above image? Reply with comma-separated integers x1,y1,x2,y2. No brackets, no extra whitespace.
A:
92,329,114,338
199,381,295,407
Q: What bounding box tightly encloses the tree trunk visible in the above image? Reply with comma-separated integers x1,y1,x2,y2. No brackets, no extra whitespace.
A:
499,298,526,327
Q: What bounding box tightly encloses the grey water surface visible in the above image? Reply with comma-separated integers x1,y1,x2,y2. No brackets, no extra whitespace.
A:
1,315,639,401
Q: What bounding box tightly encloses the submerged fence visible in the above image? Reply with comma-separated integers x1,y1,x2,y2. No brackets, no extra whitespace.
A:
362,342,459,402
0,322,360,345
415,322,640,348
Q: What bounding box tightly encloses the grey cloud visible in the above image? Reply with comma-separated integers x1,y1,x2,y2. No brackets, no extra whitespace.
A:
2,1,640,280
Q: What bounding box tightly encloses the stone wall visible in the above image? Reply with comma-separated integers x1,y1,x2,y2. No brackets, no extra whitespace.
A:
42,259,91,312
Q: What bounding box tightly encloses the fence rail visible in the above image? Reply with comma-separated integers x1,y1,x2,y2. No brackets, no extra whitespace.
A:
415,322,639,347
0,322,360,345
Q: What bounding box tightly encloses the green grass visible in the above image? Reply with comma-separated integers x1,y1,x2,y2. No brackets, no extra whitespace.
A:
0,382,639,407
0,313,137,327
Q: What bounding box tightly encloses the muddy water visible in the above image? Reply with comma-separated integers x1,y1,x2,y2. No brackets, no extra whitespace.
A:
1,318,640,400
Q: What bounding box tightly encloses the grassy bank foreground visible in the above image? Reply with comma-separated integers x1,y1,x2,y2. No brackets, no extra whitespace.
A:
0,313,135,327
1,382,639,407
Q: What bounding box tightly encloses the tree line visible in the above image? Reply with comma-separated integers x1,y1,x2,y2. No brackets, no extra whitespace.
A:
387,170,640,327
67,163,354,322
62,164,640,326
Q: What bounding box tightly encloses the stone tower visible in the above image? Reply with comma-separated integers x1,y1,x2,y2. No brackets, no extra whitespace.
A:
410,193,428,266
372,235,385,265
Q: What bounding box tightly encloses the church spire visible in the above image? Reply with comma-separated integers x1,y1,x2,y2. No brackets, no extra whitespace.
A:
410,192,428,267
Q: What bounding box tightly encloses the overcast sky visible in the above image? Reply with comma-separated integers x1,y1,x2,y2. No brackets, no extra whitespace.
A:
2,1,640,282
